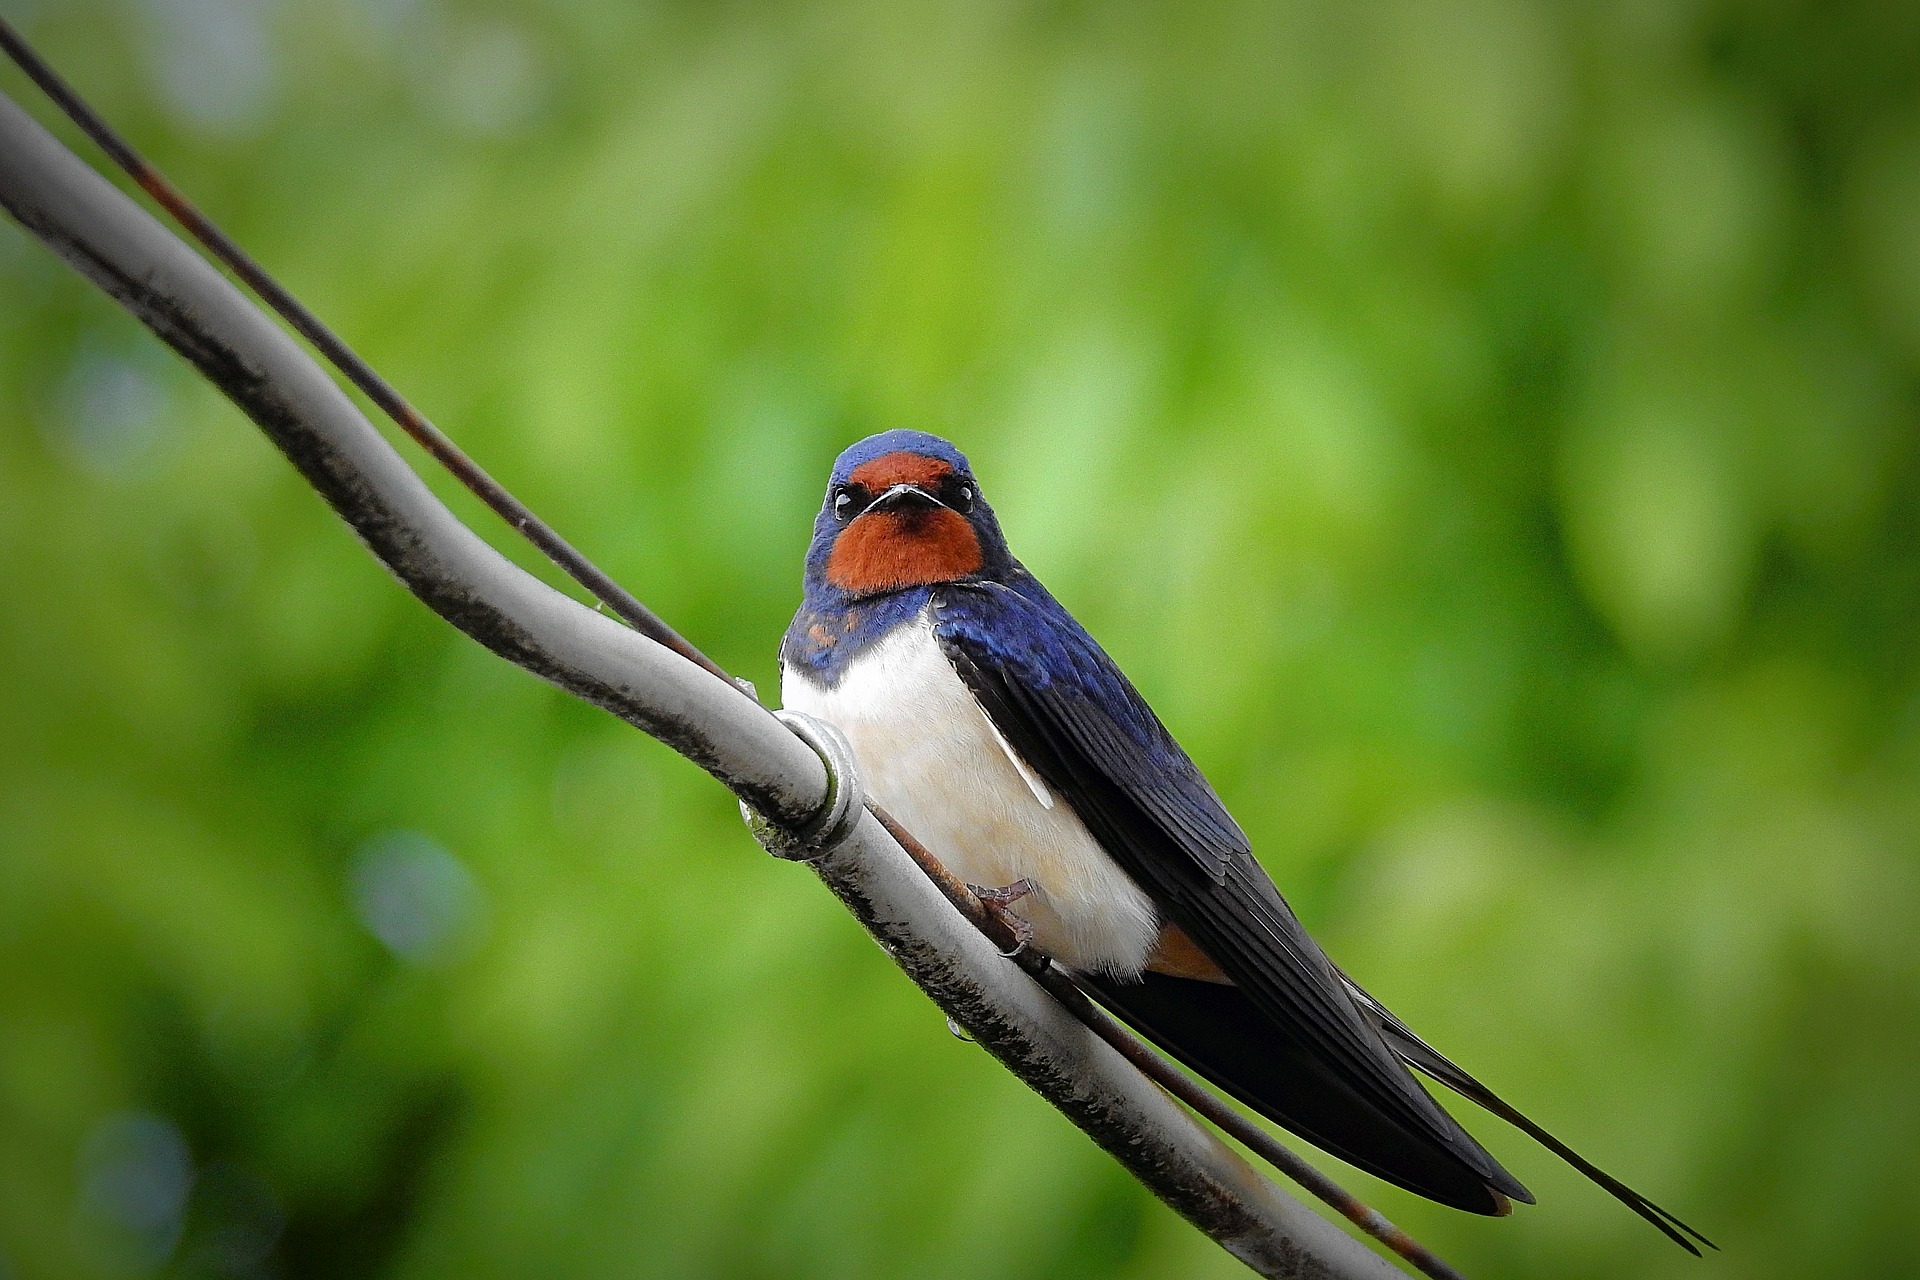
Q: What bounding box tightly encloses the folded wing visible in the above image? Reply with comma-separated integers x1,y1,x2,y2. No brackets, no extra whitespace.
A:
933,577,1526,1211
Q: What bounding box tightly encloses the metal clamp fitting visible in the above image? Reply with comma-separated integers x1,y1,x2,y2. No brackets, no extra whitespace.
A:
741,710,865,861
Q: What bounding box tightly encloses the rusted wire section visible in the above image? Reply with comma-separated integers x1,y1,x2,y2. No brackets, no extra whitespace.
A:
0,15,734,690
3,22,1464,1278
866,805,1470,1280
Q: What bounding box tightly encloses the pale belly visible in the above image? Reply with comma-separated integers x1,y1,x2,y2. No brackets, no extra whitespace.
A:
781,610,1161,977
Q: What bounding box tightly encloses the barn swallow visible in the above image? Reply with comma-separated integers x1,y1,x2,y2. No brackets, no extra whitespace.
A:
780,430,1709,1253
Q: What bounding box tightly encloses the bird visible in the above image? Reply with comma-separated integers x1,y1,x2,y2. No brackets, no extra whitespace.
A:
779,429,1711,1253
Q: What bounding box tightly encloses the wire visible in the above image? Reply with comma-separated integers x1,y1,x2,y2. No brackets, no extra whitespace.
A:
0,14,737,689
1,23,1467,1276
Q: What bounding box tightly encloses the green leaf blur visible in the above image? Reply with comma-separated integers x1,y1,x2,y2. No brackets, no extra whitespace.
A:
1,3,1915,1278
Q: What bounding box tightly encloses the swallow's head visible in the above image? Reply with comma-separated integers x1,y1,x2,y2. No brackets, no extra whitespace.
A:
805,430,1011,599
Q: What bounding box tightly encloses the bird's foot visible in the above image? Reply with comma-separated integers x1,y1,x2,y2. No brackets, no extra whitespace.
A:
966,878,1036,957
971,877,1036,907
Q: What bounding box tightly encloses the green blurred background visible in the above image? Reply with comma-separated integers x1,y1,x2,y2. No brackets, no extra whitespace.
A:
2,2,1916,1277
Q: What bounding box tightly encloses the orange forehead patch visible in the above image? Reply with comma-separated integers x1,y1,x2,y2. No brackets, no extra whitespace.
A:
827,508,983,595
848,452,954,492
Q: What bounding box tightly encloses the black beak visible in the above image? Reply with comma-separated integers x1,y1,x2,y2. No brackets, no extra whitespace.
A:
869,483,947,513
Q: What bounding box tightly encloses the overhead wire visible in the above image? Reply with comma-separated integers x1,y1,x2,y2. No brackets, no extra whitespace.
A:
0,23,1468,1277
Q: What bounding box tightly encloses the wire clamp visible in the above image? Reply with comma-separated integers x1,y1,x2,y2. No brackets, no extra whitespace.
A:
741,711,864,862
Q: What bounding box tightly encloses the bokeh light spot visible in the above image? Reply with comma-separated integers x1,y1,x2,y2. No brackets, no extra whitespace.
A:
74,1111,194,1273
37,341,172,480
349,831,486,965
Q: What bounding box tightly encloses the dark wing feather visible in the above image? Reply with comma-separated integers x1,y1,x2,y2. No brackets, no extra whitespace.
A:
1079,971,1515,1212
1338,971,1716,1254
932,578,1526,1201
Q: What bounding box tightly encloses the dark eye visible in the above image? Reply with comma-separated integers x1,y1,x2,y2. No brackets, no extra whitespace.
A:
833,484,871,521
950,482,975,514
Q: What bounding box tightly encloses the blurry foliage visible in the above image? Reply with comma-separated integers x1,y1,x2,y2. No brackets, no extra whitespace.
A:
1,1,1917,1278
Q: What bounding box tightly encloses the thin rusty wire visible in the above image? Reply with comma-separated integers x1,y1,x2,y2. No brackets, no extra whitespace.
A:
0,16,733,689
868,806,1470,1280
1,21,1467,1278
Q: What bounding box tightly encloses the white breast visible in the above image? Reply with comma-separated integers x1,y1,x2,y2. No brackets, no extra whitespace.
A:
781,609,1161,977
